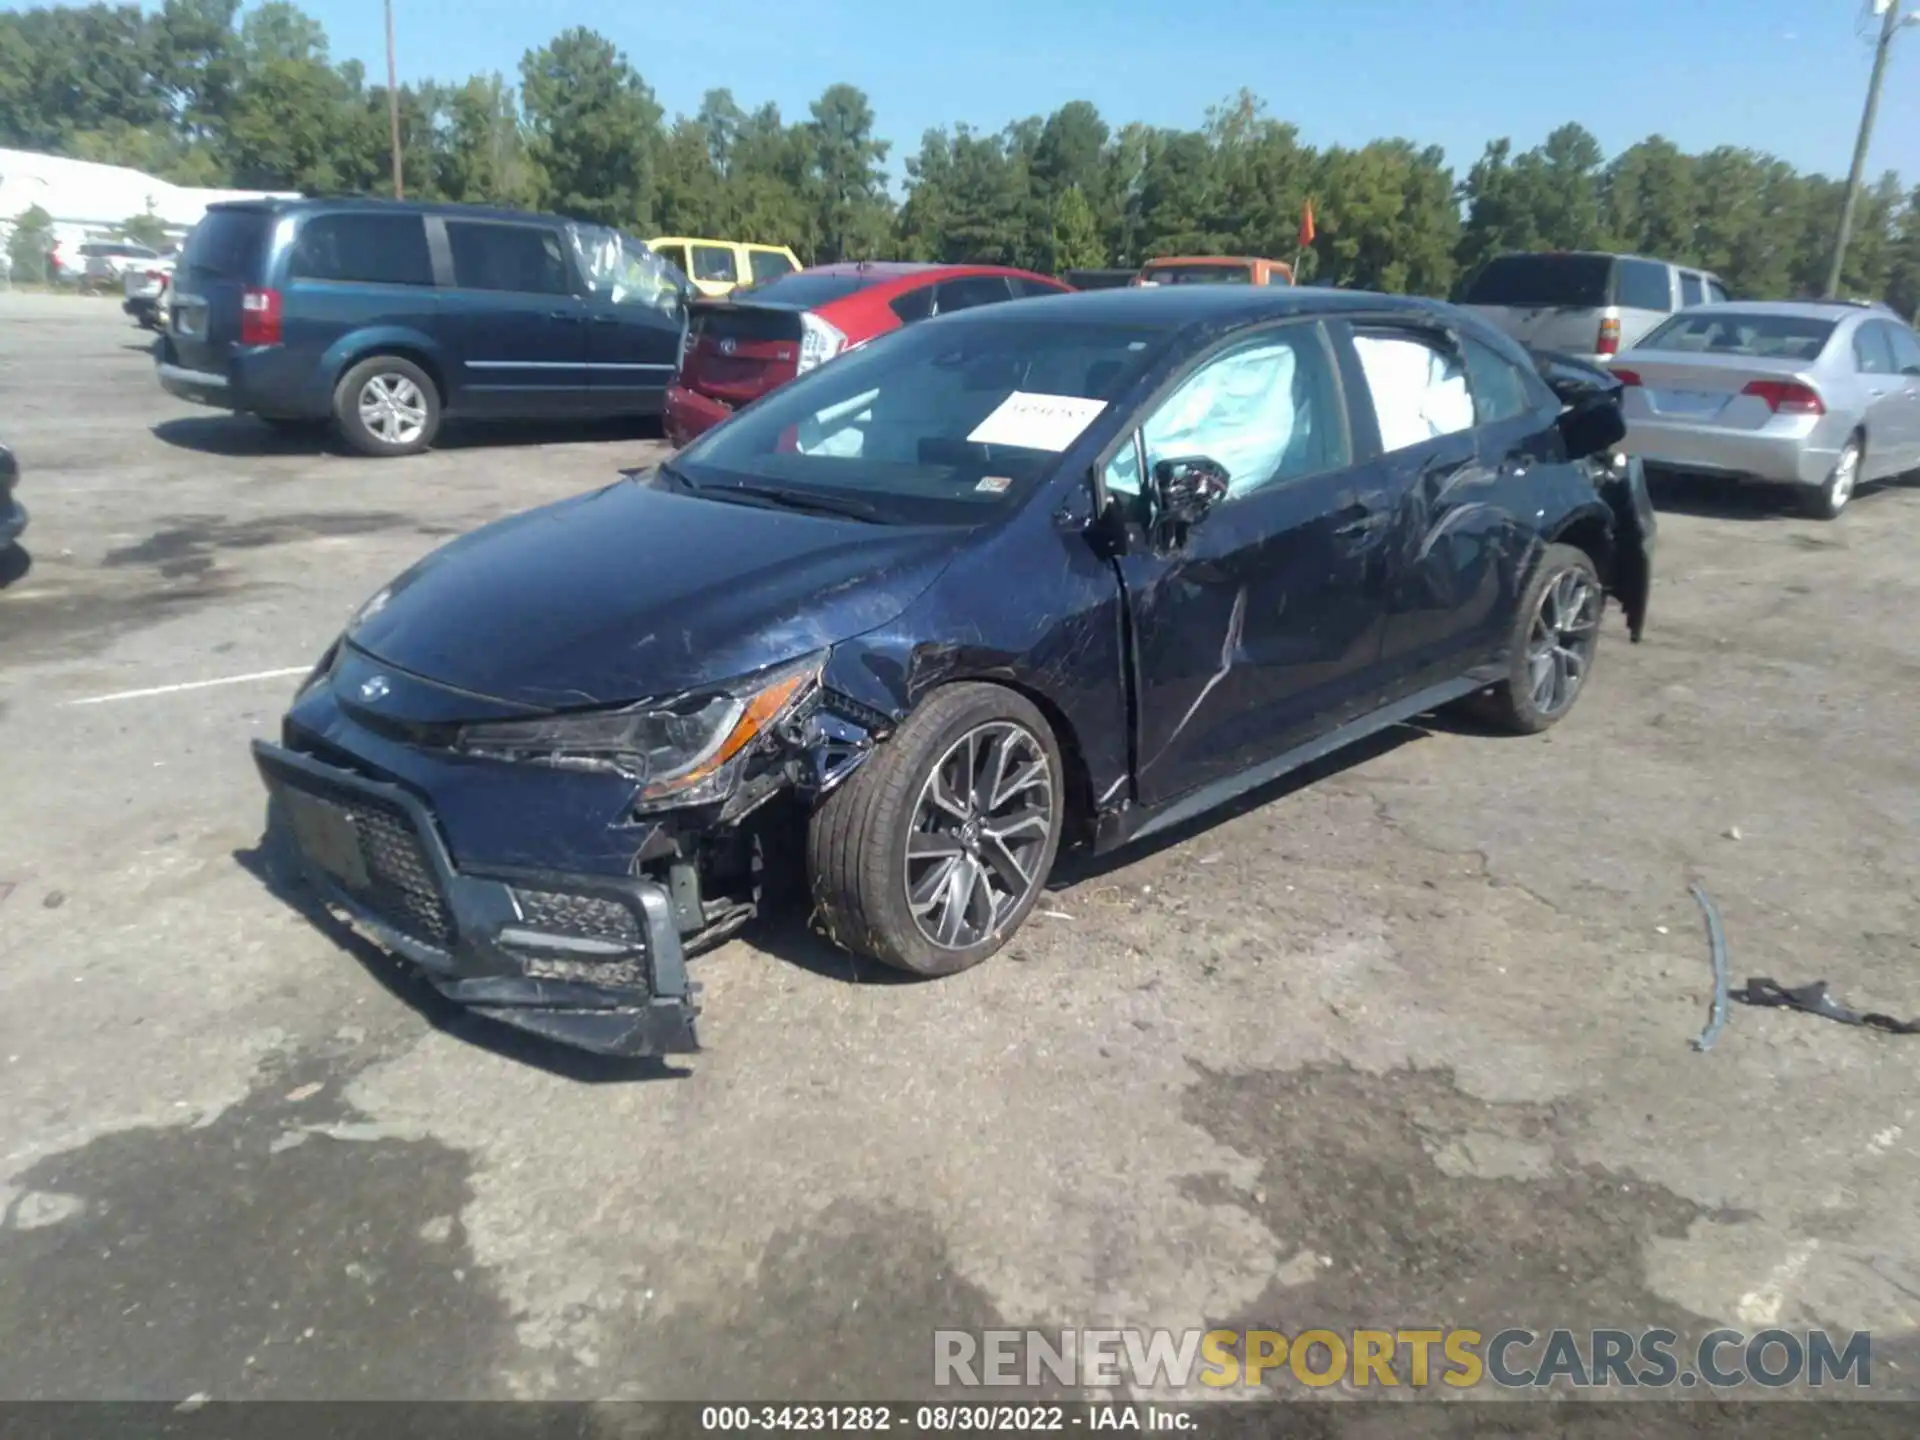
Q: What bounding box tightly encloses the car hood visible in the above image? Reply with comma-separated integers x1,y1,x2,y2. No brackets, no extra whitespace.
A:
347,478,963,710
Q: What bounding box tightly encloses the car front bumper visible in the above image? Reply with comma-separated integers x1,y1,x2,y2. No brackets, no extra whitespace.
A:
252,740,700,1058
1622,416,1840,488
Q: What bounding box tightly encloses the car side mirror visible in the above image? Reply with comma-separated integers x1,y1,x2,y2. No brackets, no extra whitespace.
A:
1556,395,1626,461
1151,455,1230,531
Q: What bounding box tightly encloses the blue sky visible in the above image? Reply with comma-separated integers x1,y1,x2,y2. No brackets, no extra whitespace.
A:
22,0,1920,190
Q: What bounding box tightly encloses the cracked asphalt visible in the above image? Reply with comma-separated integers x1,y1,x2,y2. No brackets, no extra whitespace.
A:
2,293,1918,1422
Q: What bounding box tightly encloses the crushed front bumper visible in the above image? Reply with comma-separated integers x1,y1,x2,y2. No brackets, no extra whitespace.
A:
252,740,699,1058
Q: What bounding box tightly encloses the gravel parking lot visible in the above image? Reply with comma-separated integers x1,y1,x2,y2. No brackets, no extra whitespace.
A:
2,292,1918,1414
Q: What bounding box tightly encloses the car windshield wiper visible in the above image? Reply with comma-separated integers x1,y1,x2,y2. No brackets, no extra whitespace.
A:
705,482,883,522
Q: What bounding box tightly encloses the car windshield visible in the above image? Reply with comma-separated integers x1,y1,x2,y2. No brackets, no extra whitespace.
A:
1635,311,1837,361
1464,253,1612,308
729,272,883,308
1142,264,1253,285
671,316,1164,526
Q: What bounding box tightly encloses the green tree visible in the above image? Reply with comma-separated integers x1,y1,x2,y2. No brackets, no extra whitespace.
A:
1049,184,1104,271
119,208,170,248
7,204,55,284
805,83,891,261
437,73,534,206
519,27,662,228
1885,186,1920,322
1600,136,1695,259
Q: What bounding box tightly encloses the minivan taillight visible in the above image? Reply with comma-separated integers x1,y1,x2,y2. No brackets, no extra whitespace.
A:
1741,379,1825,416
240,286,283,347
1596,316,1621,357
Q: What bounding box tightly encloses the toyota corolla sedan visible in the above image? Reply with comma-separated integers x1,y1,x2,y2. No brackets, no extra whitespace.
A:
1610,300,1920,519
252,286,1648,1059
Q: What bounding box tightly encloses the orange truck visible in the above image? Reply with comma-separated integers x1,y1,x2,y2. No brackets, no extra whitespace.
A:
1132,255,1294,287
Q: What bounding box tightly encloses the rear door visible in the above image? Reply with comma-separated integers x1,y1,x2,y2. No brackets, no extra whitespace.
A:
1863,321,1920,470
169,206,277,374
282,211,439,368
1335,317,1491,700
434,217,591,416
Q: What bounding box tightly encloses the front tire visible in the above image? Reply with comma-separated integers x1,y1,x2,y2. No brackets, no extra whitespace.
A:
1473,543,1605,735
333,355,441,458
1802,435,1862,520
807,683,1065,977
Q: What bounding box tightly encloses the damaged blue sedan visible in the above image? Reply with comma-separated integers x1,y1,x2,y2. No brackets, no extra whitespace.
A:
252,286,1651,1058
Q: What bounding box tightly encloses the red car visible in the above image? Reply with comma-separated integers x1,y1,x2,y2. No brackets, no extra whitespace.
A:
664,262,1073,447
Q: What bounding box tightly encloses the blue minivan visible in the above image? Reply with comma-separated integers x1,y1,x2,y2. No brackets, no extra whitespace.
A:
156,198,691,457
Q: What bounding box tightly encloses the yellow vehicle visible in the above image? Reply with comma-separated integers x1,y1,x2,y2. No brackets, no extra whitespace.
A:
647,237,802,298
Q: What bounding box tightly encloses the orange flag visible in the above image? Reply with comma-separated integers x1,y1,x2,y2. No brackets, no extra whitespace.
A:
1298,198,1317,249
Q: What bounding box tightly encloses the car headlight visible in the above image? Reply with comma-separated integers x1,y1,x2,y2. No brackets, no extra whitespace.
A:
453,650,824,807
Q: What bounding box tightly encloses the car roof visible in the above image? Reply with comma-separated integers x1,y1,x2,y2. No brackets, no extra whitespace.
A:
1670,299,1884,323
204,195,589,229
652,236,796,253
1488,248,1719,276
934,283,1445,332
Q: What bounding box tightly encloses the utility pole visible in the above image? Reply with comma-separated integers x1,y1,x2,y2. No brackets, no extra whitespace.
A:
382,0,401,200
1824,0,1914,297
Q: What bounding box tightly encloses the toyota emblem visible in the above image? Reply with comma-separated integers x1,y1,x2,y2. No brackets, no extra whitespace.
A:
719,337,738,356
359,675,391,702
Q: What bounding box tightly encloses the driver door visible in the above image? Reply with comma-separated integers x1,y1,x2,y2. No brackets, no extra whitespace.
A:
582,234,689,416
1109,321,1398,809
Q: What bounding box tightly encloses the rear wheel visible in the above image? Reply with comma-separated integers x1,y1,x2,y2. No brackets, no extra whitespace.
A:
334,355,441,458
1472,543,1605,735
807,683,1065,977
1802,435,1862,520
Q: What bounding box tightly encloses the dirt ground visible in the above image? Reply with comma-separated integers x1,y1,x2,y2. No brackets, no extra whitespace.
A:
1,293,1917,1421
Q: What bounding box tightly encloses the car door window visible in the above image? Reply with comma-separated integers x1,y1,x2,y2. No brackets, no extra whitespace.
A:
1461,333,1536,424
1352,329,1475,453
1615,259,1673,312
1012,277,1064,299
692,244,739,285
749,249,795,284
934,276,1015,313
1138,326,1349,504
1679,272,1705,307
889,285,934,325
570,225,683,316
289,213,434,287
1853,323,1898,375
654,242,690,276
446,221,574,296
1887,324,1920,376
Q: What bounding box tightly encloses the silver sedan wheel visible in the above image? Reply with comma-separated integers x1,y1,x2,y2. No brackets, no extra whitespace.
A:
904,721,1056,950
1826,442,1861,511
358,373,428,448
1526,567,1601,718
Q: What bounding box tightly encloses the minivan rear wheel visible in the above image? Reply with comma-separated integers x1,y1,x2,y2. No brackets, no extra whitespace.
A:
334,355,441,457
806,683,1065,977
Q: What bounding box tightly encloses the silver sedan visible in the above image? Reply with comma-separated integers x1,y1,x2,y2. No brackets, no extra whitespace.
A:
1609,301,1920,518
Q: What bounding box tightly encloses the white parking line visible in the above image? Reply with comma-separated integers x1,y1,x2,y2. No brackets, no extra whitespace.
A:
63,667,311,707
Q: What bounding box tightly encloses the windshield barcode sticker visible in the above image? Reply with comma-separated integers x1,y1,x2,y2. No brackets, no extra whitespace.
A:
966,392,1108,452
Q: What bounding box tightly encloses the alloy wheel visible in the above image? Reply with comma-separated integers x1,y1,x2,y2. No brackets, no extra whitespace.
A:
1526,567,1601,718
1827,443,1860,512
358,373,429,448
904,721,1056,950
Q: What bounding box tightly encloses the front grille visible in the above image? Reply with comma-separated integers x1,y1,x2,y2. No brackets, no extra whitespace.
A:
352,803,454,947
513,887,642,946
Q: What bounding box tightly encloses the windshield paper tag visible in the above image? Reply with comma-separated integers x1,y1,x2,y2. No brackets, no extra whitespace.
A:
966,391,1108,452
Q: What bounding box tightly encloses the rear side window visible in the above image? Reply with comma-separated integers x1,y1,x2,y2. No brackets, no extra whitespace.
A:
654,242,690,275
748,250,795,284
447,221,574,296
1679,273,1705,307
693,244,738,284
1462,334,1537,424
1352,327,1476,454
289,213,433,287
1853,323,1898,375
182,209,273,279
1705,279,1729,305
1462,253,1610,308
889,285,934,324
1639,311,1836,362
1142,263,1254,285
1887,324,1920,375
1616,259,1673,312
1012,277,1065,299
935,275,1014,313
